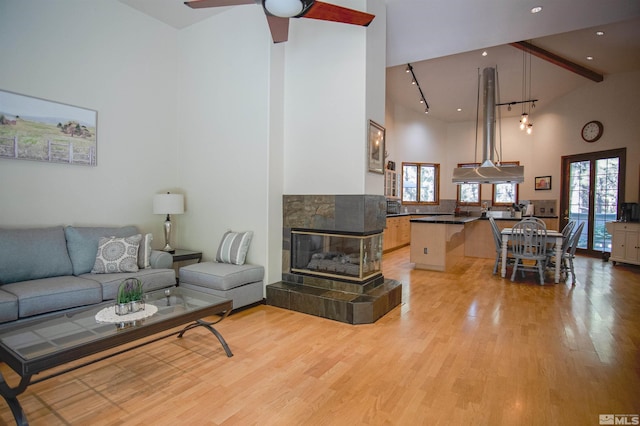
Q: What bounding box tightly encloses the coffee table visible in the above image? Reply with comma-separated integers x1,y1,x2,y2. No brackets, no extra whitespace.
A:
0,287,233,426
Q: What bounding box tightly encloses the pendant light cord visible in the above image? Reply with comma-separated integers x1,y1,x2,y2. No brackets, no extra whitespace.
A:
474,68,480,164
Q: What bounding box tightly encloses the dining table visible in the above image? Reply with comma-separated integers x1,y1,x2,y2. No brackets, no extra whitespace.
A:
500,227,564,283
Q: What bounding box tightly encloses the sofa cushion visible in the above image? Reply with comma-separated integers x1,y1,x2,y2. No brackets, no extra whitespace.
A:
65,226,138,275
216,231,253,265
0,226,73,284
91,234,142,274
179,262,264,291
2,276,102,318
81,269,177,300
0,289,19,323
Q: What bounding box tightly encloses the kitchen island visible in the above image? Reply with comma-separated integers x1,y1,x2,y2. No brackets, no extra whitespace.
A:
410,215,478,271
409,213,559,271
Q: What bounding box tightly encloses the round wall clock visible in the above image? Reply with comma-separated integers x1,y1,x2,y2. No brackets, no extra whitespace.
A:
581,120,603,143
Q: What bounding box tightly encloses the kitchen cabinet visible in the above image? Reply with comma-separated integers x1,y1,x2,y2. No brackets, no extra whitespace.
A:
608,221,640,266
385,170,399,199
383,215,410,252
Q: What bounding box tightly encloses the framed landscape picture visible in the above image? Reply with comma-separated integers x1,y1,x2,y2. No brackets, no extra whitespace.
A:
368,120,385,174
0,89,97,166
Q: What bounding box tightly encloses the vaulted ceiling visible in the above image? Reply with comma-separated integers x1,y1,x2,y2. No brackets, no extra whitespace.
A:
120,0,640,121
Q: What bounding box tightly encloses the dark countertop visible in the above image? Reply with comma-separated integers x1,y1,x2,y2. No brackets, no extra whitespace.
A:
410,215,479,224
387,212,454,218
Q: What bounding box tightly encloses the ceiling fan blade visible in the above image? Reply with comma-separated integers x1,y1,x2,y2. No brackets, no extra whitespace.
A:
266,15,289,43
301,1,374,26
184,0,254,9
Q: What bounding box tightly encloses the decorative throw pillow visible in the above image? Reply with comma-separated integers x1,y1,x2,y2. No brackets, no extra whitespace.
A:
91,234,142,274
137,233,153,269
216,231,253,265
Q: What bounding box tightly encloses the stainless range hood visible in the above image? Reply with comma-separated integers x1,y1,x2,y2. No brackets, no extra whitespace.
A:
452,67,524,184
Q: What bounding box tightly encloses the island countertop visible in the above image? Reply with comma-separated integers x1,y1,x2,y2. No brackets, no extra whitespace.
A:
410,215,479,225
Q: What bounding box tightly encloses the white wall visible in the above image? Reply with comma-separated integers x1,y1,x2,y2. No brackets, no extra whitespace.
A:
364,0,387,195
175,7,271,274
283,0,374,195
386,70,640,204
0,0,178,235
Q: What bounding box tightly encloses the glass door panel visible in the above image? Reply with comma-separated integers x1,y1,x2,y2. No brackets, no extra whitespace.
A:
568,161,590,249
562,148,625,257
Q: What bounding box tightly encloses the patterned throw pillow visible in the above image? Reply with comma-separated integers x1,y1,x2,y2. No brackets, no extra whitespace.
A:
91,234,142,274
137,233,153,269
216,231,253,265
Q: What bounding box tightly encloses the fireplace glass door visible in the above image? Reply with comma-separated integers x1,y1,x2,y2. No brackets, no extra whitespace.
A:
291,231,382,282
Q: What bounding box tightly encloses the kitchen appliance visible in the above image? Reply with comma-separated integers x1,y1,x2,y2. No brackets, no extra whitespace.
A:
386,200,400,214
620,202,639,222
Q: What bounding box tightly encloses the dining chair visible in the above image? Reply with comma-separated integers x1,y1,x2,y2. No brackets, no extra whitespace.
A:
510,220,548,285
489,216,513,274
546,220,575,262
561,222,585,283
521,217,547,229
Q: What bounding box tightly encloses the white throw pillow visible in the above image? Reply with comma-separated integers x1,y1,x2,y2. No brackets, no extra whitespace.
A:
216,231,253,265
137,233,153,269
91,234,142,274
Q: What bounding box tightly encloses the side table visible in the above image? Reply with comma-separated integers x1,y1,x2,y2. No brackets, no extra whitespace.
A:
171,249,203,263
170,249,203,284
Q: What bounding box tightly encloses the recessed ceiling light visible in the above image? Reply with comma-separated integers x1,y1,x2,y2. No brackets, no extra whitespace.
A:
531,6,543,13
596,31,605,36
482,51,488,57
586,56,594,61
457,108,462,112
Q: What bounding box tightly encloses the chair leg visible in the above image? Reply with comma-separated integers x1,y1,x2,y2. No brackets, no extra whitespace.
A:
493,255,499,275
537,261,545,285
569,257,576,283
511,260,519,281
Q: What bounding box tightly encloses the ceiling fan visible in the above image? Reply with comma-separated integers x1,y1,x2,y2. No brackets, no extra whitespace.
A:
184,0,375,43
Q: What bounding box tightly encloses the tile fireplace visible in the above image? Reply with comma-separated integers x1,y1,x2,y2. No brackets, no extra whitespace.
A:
266,195,402,324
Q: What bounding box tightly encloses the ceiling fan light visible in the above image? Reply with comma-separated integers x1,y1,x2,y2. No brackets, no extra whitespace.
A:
263,0,304,18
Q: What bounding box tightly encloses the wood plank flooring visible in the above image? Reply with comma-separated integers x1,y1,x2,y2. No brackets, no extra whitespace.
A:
1,248,639,425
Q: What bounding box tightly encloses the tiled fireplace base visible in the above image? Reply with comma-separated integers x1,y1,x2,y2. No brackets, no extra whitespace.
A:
266,279,402,324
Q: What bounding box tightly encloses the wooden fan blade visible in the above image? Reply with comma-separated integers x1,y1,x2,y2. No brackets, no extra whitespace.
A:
266,15,289,43
185,0,254,9
301,1,374,26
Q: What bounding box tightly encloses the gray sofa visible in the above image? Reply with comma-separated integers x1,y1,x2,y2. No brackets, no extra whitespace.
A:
0,225,176,324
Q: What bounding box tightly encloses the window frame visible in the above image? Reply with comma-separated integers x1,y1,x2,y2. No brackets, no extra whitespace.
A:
491,161,520,206
456,163,481,206
401,162,440,205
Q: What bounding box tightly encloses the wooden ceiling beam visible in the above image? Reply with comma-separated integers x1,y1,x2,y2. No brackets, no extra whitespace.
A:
510,40,604,83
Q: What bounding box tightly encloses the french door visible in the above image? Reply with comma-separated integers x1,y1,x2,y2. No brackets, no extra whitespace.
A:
560,148,626,257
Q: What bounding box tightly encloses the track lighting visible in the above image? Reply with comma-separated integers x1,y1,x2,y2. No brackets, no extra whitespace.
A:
406,63,430,113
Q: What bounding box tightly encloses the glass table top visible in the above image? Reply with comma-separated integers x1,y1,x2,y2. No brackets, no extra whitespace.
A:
0,287,230,362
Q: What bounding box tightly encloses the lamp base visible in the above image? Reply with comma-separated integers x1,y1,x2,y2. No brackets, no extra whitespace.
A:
162,244,175,254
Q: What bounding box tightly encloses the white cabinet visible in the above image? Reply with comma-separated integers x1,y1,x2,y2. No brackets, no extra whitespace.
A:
608,222,640,266
385,170,399,199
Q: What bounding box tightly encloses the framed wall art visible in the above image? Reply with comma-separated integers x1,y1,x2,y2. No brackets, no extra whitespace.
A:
368,120,385,174
0,89,97,166
535,176,551,190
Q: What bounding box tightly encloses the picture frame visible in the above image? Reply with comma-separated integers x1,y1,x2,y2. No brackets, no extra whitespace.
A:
0,89,97,166
368,120,385,174
535,176,551,190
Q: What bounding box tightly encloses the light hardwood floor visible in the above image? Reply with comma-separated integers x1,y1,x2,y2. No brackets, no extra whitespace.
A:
1,248,639,426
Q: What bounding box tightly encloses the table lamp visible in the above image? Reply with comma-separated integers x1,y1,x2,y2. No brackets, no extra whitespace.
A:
153,192,184,253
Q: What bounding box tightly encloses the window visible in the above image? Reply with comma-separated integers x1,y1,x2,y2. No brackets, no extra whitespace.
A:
402,162,439,204
492,161,519,206
456,163,481,206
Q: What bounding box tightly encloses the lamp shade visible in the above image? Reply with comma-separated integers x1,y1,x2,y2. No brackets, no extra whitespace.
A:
153,193,184,215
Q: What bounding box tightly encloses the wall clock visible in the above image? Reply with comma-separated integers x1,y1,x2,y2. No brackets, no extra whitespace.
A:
581,120,603,143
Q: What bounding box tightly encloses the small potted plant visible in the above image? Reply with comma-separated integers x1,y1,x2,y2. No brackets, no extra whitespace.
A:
115,277,145,315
